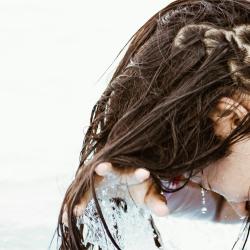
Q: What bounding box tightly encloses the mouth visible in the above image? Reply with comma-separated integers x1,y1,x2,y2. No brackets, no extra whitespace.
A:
228,201,250,219
236,201,250,220
246,201,250,211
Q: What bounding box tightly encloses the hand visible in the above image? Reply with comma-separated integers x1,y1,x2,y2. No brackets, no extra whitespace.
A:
62,162,169,227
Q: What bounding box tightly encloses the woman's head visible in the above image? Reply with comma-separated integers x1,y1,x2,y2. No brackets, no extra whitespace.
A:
191,94,250,217
58,0,250,249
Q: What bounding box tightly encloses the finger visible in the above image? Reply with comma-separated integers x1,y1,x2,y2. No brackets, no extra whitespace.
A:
95,162,113,176
134,168,150,183
94,162,131,182
73,174,104,217
62,204,69,227
116,167,150,185
127,177,169,216
127,177,153,205
96,162,150,186
73,191,92,217
144,180,169,217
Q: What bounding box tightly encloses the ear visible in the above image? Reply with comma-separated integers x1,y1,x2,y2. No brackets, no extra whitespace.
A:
208,97,248,138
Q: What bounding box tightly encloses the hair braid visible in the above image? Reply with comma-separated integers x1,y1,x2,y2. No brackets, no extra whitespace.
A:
174,23,250,91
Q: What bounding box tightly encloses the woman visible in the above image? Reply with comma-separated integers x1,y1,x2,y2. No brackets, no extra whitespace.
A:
57,0,250,249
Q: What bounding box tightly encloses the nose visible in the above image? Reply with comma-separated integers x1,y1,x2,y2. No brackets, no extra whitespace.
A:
229,201,249,219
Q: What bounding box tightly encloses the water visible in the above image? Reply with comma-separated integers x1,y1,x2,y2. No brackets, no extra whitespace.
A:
1,174,248,250
74,175,250,250
1,0,248,249
77,175,165,250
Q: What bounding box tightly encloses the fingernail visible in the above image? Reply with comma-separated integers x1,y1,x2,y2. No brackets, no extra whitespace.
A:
95,162,112,176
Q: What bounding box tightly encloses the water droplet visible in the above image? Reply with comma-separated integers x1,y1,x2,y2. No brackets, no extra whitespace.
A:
201,207,208,214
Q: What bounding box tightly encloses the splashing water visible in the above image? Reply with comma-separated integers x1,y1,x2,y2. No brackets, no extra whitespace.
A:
76,176,166,250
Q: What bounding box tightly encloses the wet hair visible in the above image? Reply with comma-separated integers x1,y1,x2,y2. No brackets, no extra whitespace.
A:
56,0,250,249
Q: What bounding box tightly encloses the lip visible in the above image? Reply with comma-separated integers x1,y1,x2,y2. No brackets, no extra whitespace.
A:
228,201,249,218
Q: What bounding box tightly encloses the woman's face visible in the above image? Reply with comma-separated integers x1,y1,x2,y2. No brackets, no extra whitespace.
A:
197,95,250,217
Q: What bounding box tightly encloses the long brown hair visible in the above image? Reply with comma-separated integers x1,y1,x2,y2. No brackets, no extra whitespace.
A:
56,0,250,249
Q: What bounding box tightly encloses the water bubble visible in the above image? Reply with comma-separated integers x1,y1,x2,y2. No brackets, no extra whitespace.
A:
201,207,208,214
77,177,166,250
